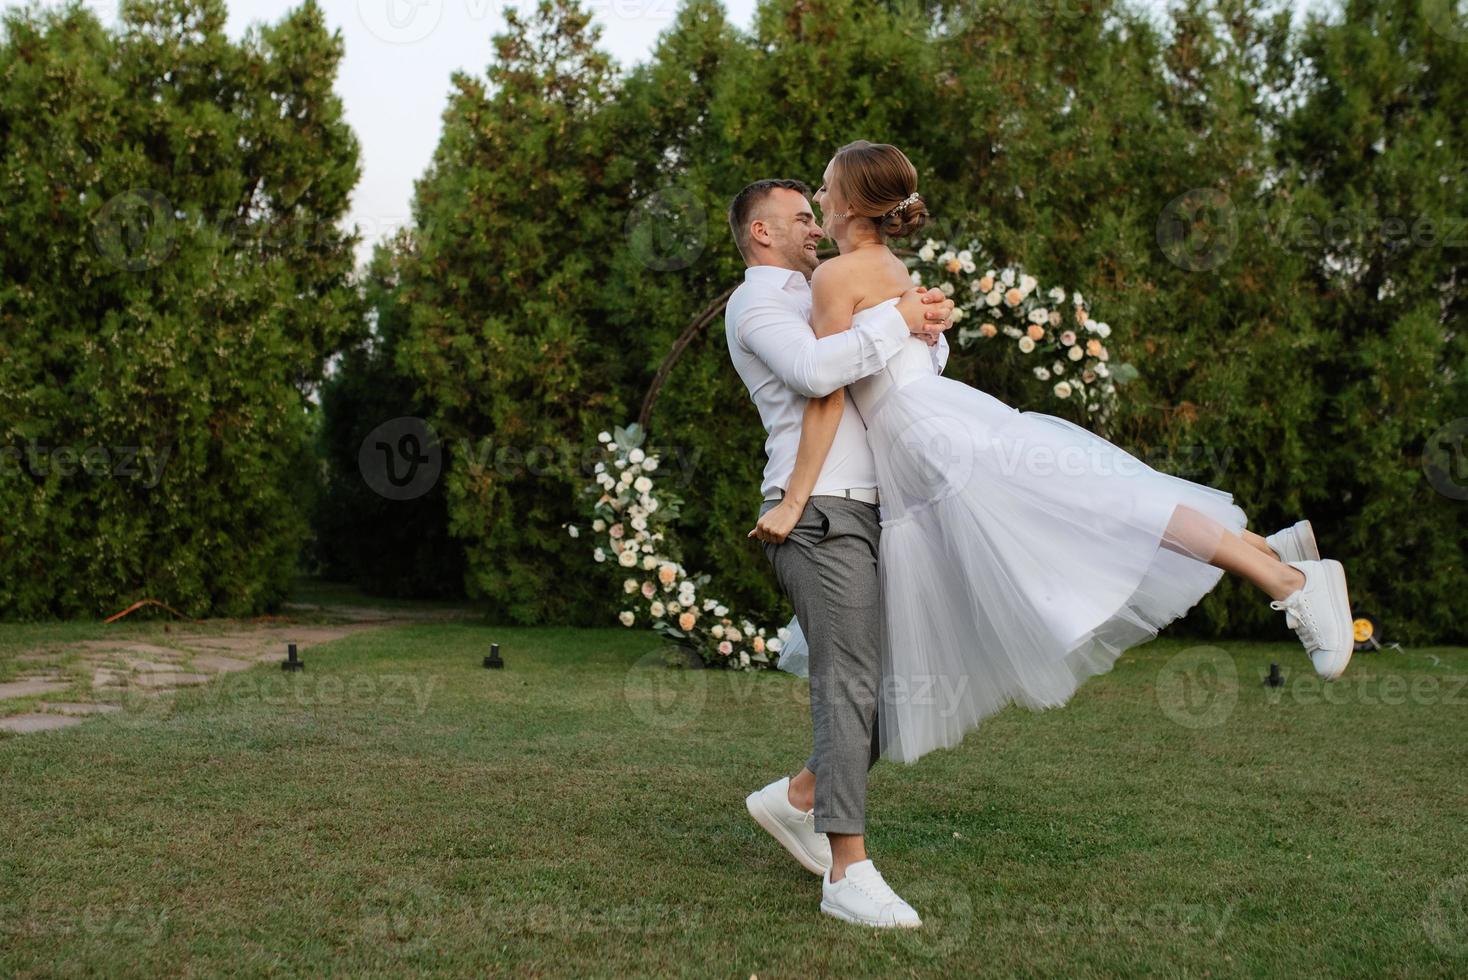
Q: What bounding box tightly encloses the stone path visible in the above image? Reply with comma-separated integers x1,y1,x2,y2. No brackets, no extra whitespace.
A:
0,602,474,737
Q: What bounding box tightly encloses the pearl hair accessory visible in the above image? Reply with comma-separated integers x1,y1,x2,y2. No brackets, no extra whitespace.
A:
886,192,921,216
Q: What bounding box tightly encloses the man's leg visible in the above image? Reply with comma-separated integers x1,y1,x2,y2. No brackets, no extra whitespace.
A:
764,497,884,882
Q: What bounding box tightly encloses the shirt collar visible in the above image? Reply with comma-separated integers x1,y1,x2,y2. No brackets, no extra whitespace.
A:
744,264,810,293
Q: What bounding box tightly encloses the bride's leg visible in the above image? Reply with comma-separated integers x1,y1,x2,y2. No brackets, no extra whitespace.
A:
1161,505,1304,601
1241,528,1277,558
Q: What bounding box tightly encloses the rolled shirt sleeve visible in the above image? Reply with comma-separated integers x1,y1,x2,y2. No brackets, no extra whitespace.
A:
735,295,910,398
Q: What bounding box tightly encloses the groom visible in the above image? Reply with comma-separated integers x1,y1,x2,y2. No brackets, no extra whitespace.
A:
724,178,952,928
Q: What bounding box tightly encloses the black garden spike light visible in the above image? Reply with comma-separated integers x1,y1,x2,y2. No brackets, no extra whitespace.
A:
1264,662,1283,688
484,642,504,670
282,642,304,672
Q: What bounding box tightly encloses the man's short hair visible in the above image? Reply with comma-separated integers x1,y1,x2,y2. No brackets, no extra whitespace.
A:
727,178,811,258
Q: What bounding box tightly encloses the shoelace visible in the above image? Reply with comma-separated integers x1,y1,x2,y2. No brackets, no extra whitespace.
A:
845,867,908,912
1270,592,1319,651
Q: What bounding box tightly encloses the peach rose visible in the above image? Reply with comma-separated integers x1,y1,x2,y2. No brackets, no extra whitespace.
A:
1026,324,1045,341
658,563,678,586
753,636,766,653
678,611,696,631
1087,339,1103,357
979,322,998,338
1004,288,1024,307
977,275,995,293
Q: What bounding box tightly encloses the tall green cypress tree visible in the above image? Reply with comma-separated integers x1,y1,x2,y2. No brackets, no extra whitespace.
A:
0,0,362,618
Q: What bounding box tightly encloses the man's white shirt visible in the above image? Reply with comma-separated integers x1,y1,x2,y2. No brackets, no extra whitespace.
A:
725,264,949,499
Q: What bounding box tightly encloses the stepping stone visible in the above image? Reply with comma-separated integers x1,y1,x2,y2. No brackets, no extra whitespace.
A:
0,677,71,700
0,713,84,734
41,703,121,716
77,641,187,660
188,653,256,674
92,668,129,690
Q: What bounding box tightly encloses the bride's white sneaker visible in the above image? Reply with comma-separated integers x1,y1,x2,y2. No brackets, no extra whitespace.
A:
1271,559,1353,680
745,776,831,876
1266,520,1320,564
821,859,922,928
1262,516,1321,563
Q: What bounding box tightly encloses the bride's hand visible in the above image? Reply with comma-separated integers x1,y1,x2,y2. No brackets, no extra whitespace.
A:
748,502,802,544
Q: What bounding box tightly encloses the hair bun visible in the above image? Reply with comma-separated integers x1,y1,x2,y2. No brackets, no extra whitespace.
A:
880,197,928,239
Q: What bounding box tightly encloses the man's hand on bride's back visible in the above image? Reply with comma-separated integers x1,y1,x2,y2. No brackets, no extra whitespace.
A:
897,285,954,347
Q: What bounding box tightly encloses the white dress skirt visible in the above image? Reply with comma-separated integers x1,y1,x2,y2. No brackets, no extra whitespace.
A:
776,301,1248,764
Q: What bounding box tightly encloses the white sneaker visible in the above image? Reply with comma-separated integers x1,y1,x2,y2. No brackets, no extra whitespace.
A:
1271,559,1353,680
821,859,922,928
745,776,831,876
1266,520,1320,565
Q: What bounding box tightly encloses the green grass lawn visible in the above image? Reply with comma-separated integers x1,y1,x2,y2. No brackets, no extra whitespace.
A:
2,607,1466,977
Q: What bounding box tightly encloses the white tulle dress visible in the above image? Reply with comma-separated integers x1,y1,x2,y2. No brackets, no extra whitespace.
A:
777,300,1248,764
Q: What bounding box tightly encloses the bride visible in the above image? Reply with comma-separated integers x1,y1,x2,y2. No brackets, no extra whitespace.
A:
749,140,1355,765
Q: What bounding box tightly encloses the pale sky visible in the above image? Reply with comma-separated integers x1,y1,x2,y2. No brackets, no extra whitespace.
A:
59,0,1318,271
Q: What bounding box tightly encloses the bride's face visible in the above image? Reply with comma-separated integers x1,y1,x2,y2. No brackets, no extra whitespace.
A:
813,159,847,239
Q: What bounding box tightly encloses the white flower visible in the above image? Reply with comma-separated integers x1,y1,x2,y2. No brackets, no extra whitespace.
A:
594,462,606,474
607,443,617,452
633,476,652,494
631,515,647,532
649,601,665,618
917,244,935,262
909,270,923,285
1095,362,1110,377
1034,366,1051,381
1018,336,1036,354
597,473,615,490
598,431,612,444
939,250,956,266
641,555,657,570
644,496,658,512
1096,322,1112,338
642,456,659,472
1053,362,1065,375
594,548,607,563
614,459,626,470
1001,268,1016,287
1072,291,1085,307
593,519,606,532
714,605,728,617
712,625,725,639
939,281,955,296
726,626,742,642
628,448,645,464
985,289,1004,307
1068,344,1084,361
623,578,638,594
567,524,579,538
619,611,635,627
704,599,718,611
1054,381,1073,399
1028,307,1049,325
1019,274,1038,296
1002,325,1023,338
957,249,975,273
768,638,783,653
778,627,791,641
667,600,681,614
950,306,965,322
618,549,638,567
739,651,751,667
1048,286,1066,303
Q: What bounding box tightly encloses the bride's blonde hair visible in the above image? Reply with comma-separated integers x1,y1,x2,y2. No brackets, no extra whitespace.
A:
830,140,928,239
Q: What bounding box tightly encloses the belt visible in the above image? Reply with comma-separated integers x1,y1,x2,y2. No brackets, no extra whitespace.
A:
764,486,879,505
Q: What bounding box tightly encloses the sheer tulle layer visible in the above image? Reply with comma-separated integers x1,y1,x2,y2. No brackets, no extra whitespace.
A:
776,373,1247,765
866,374,1246,763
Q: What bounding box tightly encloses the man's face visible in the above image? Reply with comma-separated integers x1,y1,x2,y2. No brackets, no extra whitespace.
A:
754,189,823,275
